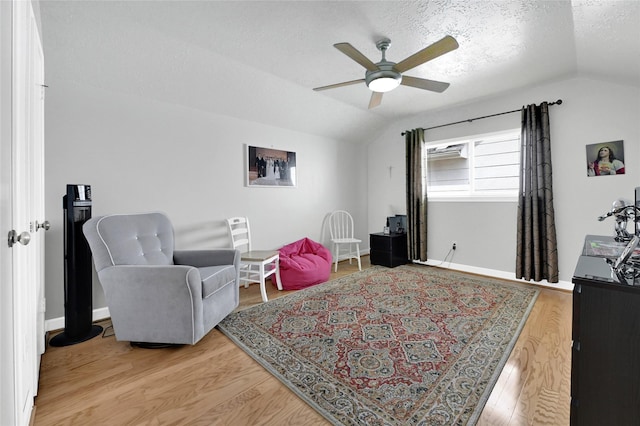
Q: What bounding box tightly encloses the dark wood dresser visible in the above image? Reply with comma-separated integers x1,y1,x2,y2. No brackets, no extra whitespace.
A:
370,232,408,268
571,235,640,425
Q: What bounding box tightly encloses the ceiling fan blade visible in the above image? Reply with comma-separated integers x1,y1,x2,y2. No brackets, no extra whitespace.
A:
394,35,459,73
400,76,450,93
368,91,383,109
334,43,379,71
313,78,365,91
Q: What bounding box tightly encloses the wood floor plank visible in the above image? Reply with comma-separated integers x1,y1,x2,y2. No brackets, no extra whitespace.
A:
477,285,572,426
35,257,572,425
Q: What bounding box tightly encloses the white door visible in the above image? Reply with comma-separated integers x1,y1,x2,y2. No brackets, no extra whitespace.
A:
0,2,16,423
20,0,46,398
0,1,46,425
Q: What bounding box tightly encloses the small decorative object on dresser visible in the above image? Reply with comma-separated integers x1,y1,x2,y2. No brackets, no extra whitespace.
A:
370,232,408,268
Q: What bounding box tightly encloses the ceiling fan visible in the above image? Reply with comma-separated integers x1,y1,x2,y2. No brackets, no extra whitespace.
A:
313,35,459,109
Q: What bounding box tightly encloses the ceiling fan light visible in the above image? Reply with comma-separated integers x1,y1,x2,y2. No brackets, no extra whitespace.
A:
368,76,401,92
365,66,402,93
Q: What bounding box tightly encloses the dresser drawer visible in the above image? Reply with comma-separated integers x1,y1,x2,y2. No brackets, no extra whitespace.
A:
370,250,407,268
369,233,408,268
370,233,406,251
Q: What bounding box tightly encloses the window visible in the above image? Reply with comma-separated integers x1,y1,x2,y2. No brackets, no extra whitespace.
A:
426,129,520,200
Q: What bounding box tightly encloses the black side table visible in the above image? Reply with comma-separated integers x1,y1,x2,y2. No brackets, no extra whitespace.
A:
370,232,408,268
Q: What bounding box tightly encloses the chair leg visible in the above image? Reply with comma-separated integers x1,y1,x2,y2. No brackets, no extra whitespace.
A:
259,265,268,303
274,257,283,291
241,264,250,288
356,244,362,271
334,243,339,272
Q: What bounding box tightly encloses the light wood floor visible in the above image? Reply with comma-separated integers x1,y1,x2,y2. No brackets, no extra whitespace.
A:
34,256,572,425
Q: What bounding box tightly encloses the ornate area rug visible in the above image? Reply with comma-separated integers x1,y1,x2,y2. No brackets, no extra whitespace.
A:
218,265,539,425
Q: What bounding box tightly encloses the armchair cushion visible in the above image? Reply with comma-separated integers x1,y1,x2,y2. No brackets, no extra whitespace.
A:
89,213,174,269
278,237,332,290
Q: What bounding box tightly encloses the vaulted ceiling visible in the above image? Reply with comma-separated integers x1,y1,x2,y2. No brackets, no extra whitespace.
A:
40,1,640,142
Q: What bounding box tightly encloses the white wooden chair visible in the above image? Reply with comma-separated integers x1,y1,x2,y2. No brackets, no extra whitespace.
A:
226,217,282,302
328,210,362,272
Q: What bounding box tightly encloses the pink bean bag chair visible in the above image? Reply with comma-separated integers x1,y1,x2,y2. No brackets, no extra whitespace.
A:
277,238,332,290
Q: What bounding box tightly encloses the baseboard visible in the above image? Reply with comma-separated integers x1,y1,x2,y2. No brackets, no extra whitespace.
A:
418,259,574,292
46,253,376,332
45,306,111,333
44,252,376,332
44,254,568,332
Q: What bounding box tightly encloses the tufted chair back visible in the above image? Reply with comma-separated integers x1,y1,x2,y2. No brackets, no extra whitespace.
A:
83,212,175,273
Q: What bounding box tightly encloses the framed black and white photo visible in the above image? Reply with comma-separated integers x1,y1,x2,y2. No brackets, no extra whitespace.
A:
246,145,297,187
586,140,626,177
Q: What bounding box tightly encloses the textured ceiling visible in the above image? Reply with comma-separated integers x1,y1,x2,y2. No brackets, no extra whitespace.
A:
39,0,640,142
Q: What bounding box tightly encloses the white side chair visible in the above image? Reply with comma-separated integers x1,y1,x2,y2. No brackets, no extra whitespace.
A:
226,217,282,303
328,210,362,272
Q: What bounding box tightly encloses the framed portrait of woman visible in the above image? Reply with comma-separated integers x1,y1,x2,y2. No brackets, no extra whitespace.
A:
586,140,625,177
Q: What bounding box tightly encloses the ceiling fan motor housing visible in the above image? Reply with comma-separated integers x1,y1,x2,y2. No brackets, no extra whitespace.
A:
366,61,402,92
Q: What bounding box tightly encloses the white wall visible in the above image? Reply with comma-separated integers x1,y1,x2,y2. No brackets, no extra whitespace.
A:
44,79,367,320
45,74,638,320
368,76,640,284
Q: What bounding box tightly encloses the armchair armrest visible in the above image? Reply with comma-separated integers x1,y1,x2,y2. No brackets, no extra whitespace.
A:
98,264,205,344
174,249,240,270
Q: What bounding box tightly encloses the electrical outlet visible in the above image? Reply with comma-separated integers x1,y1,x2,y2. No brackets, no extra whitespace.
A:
452,242,457,250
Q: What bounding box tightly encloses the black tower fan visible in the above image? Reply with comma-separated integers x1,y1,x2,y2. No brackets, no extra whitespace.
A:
49,184,102,346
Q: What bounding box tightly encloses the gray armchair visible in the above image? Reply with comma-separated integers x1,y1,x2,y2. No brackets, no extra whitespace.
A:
82,212,240,346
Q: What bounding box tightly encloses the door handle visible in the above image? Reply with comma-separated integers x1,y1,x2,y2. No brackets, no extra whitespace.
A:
35,220,51,231
8,230,31,248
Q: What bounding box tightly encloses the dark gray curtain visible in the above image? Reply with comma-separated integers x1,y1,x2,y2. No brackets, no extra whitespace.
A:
516,102,559,282
405,128,428,261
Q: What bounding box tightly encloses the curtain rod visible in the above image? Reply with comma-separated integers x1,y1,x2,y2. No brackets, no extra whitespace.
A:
400,99,563,136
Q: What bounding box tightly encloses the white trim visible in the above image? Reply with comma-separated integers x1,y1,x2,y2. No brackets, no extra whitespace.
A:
428,195,518,203
45,307,111,333
43,250,571,333
417,259,574,292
